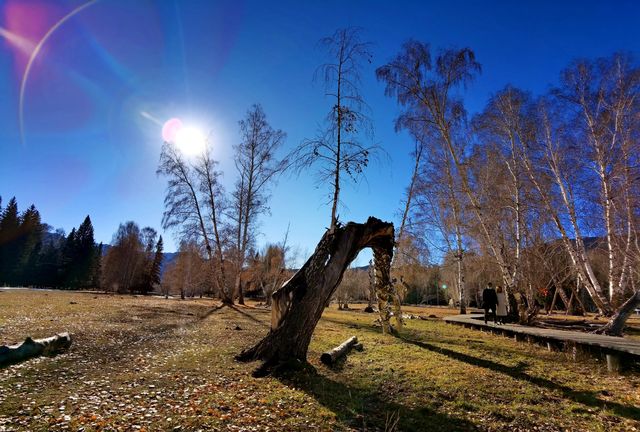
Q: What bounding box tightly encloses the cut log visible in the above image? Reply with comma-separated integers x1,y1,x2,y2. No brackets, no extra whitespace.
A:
236,217,400,376
320,336,359,365
0,333,72,367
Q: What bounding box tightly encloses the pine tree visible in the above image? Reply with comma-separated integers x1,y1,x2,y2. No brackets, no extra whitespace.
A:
150,236,164,287
61,228,78,288
34,227,65,288
75,216,96,288
92,242,103,289
17,205,44,285
0,197,21,285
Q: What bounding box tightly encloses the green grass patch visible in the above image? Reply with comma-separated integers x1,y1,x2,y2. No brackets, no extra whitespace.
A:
1,290,639,431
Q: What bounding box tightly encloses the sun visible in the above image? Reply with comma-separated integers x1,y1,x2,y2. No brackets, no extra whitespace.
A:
162,118,207,156
175,126,207,156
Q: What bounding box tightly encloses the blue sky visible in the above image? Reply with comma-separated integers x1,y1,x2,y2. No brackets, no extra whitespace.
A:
1,0,640,265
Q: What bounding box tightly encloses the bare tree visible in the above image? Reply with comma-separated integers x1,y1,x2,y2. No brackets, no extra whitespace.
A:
293,27,376,231
102,221,153,294
553,55,640,308
157,141,231,303
162,241,208,299
471,87,535,317
335,267,368,309
230,104,287,304
377,43,481,315
250,243,287,306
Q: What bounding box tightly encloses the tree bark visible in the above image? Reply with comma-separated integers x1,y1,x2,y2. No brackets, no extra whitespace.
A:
596,290,640,336
0,333,72,367
320,336,360,365
236,217,398,376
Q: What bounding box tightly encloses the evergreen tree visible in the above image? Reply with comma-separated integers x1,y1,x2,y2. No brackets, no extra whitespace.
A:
36,229,65,287
92,242,103,288
61,228,78,288
75,215,97,288
150,236,164,287
17,205,44,285
36,239,59,287
0,197,21,285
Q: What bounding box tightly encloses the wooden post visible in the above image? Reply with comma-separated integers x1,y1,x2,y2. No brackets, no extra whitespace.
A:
606,353,621,373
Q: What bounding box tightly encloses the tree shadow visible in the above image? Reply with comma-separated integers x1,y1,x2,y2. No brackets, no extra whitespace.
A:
227,305,270,328
278,368,480,431
129,302,226,323
398,335,640,421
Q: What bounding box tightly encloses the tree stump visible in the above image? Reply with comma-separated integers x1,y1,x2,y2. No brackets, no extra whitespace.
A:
236,217,401,376
0,333,72,367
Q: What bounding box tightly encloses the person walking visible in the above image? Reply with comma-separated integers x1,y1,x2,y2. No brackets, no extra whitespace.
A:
482,282,498,324
496,286,507,324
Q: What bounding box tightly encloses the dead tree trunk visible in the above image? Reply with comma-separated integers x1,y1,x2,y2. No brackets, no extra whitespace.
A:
0,333,72,367
236,217,399,376
596,290,640,336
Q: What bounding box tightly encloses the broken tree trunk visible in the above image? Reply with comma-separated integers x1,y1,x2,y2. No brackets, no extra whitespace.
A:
320,336,361,365
236,217,400,376
595,290,640,336
0,333,72,367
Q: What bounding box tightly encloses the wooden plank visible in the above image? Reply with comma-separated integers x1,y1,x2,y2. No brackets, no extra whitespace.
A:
443,315,640,357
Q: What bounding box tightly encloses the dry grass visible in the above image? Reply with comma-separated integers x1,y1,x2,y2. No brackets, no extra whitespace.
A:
1,289,639,431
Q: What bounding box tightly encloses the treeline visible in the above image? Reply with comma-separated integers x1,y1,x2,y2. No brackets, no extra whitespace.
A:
0,196,100,288
161,240,288,302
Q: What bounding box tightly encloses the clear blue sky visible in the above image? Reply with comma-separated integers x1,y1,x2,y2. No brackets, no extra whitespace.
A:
2,0,639,265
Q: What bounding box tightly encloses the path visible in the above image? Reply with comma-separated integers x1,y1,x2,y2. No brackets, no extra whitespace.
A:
444,314,640,372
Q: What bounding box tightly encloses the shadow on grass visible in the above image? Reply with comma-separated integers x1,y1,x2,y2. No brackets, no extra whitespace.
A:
227,305,270,328
398,336,640,421
321,316,640,421
130,303,226,324
279,369,480,431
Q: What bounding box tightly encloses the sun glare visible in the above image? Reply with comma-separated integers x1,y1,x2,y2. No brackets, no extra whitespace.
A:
175,126,207,156
162,118,207,156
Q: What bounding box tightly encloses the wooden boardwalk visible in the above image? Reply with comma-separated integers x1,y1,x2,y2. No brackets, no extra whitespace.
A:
443,314,640,372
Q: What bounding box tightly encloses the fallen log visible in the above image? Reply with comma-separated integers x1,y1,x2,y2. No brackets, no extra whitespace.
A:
0,333,72,367
320,336,360,365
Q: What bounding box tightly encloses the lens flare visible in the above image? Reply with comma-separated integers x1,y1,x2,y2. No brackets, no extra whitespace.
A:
0,27,35,56
18,0,102,145
161,117,182,142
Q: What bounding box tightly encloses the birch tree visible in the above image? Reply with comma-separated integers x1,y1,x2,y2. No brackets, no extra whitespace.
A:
230,104,287,304
157,141,231,303
553,55,640,307
377,42,482,315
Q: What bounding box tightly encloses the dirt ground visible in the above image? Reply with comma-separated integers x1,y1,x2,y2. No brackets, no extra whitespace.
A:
1,289,639,431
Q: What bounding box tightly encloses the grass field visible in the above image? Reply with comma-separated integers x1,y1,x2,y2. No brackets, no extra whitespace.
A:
1,289,639,431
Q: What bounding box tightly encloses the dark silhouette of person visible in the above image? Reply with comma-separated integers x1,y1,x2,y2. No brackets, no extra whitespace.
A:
482,282,498,324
